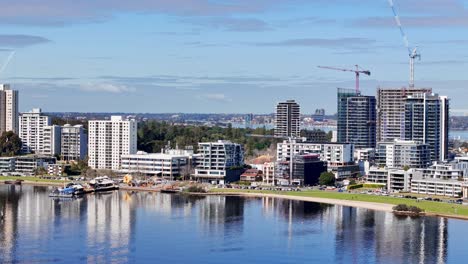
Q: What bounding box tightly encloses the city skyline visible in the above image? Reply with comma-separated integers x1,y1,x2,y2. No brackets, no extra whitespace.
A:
0,0,467,113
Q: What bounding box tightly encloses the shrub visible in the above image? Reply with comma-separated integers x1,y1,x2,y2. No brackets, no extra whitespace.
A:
348,184,364,190
186,185,206,193
393,204,409,211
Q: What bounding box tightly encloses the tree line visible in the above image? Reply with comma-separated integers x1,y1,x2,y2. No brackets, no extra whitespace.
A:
137,121,279,157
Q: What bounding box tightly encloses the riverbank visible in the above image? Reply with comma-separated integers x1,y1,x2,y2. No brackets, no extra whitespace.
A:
4,178,468,221
210,189,468,220
0,176,66,186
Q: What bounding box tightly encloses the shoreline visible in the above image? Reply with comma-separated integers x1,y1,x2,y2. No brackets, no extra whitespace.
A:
4,180,468,221
201,191,468,221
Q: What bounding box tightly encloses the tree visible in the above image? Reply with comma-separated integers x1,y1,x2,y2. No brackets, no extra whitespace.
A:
319,172,336,186
0,131,22,157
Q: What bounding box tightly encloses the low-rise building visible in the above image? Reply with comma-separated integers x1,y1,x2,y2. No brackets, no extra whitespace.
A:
192,140,244,184
367,168,389,185
0,157,16,173
15,155,56,175
292,154,327,186
240,169,262,182
48,164,66,176
277,140,357,180
120,149,193,179
411,163,464,197
262,162,276,185
388,169,413,192
376,140,430,169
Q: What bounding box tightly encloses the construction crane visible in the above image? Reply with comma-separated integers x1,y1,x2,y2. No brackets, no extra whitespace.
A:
317,65,371,94
388,0,420,88
0,51,15,78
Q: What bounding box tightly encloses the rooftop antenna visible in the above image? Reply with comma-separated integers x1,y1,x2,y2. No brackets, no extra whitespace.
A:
0,51,16,78
388,0,420,88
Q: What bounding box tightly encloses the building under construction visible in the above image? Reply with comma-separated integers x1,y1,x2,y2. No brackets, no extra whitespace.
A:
376,88,432,143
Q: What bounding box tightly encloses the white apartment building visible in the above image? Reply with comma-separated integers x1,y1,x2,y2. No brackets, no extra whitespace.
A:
411,163,465,197
376,140,430,169
0,84,19,134
277,140,354,164
42,125,61,156
88,116,137,170
277,140,357,180
121,150,193,179
192,140,244,184
19,108,51,154
367,167,414,192
61,124,87,161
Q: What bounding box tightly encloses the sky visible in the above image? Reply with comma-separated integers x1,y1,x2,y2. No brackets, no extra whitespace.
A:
0,0,468,115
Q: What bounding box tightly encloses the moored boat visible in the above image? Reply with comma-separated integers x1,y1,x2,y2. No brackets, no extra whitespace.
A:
94,179,118,192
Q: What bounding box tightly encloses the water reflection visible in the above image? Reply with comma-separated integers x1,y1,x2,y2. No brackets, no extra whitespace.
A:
0,185,455,263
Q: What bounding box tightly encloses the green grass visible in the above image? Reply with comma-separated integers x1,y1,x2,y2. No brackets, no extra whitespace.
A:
212,189,468,217
0,176,67,183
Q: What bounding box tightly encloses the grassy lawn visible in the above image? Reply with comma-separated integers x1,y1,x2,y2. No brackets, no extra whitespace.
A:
212,188,468,217
0,176,67,183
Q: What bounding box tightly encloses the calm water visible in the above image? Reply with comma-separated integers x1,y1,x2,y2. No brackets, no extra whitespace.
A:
1,185,468,263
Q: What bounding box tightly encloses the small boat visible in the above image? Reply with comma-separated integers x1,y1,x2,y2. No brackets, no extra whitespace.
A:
94,179,118,192
3,179,23,185
49,182,85,198
89,176,110,187
49,187,75,198
63,182,85,195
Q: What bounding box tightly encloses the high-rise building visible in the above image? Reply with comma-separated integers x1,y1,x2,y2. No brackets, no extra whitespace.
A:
61,124,87,161
404,93,449,162
88,116,137,170
19,108,51,153
42,125,62,156
244,113,253,128
377,88,432,142
275,100,300,138
337,88,376,149
0,84,19,134
192,140,244,184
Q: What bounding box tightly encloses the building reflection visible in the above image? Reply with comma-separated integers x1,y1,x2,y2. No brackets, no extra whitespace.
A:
334,207,448,264
198,195,245,236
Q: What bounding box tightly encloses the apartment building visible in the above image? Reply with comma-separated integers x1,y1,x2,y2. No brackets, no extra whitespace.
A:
337,88,376,149
376,140,430,169
0,84,19,134
275,100,300,138
121,149,193,179
377,88,432,142
192,140,244,184
42,125,61,156
61,124,87,161
404,93,449,161
88,116,137,170
19,108,51,154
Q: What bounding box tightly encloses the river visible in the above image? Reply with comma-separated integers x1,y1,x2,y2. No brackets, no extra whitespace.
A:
1,185,468,263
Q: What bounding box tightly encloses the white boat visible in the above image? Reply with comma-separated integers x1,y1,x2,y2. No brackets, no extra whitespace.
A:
93,178,118,192
89,176,110,186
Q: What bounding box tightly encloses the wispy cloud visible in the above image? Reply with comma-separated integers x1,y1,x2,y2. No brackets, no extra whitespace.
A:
0,34,51,47
198,93,232,102
186,17,271,32
0,0,306,26
80,83,136,93
253,37,376,48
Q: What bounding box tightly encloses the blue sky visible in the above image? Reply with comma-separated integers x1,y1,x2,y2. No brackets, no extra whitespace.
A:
0,0,468,114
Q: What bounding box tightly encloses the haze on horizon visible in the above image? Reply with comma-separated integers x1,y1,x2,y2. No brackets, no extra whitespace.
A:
0,0,467,115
